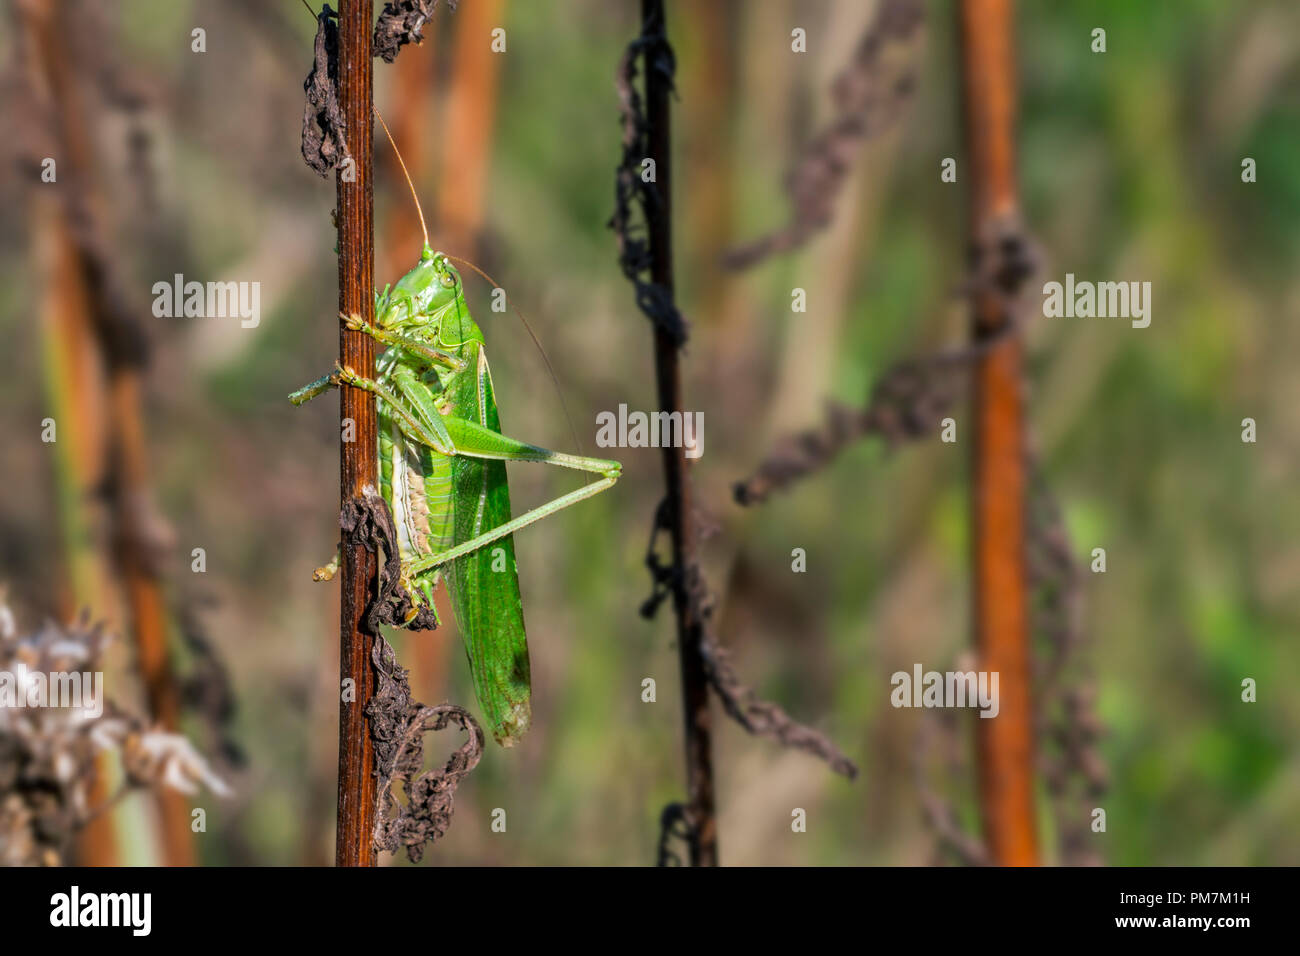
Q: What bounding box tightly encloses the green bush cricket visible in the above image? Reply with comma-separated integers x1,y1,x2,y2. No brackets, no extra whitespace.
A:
290,113,621,747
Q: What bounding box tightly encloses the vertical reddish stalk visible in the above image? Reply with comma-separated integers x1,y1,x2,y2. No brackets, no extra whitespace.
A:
109,374,194,866
641,0,718,867
958,0,1039,865
334,0,379,868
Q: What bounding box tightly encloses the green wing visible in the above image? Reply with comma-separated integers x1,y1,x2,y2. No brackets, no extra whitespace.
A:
446,342,532,746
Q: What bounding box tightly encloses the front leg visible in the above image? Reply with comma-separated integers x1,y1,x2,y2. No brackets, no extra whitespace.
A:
331,364,456,454
341,312,466,371
288,371,337,406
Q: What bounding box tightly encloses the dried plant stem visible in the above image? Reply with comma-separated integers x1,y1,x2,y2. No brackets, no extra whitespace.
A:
334,0,380,868
641,0,718,867
958,0,1039,866
110,375,195,865
33,206,120,867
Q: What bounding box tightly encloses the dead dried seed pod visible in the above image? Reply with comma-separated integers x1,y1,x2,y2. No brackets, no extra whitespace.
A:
0,597,229,865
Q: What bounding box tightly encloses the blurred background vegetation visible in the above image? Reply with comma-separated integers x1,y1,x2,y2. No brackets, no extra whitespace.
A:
1,0,1297,865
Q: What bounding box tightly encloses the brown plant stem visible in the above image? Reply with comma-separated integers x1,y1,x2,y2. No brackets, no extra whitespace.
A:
33,204,120,868
958,0,1039,866
109,375,194,866
334,0,380,868
641,0,718,867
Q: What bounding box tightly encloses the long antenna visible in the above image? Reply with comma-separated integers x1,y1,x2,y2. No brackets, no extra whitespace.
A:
373,104,430,250
446,254,587,460
368,81,581,459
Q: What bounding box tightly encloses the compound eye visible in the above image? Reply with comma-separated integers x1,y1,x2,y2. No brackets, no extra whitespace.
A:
439,272,455,289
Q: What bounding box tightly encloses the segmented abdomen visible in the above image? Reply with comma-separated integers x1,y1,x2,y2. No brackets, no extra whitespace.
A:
378,403,455,562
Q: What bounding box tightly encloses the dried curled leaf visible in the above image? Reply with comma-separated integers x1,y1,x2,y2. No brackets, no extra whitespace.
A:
733,220,1039,506
656,801,692,867
368,635,483,862
641,505,859,779
301,4,350,177
374,0,457,64
724,0,926,269
610,5,689,347
302,0,456,174
341,486,438,631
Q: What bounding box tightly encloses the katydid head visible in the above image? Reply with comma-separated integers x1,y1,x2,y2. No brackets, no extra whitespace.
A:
381,248,464,329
